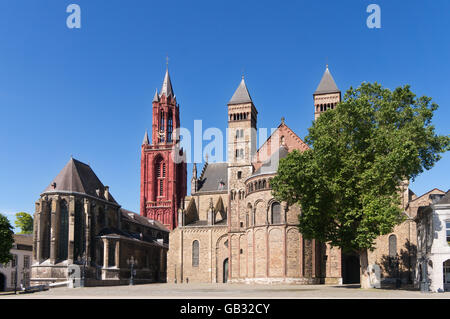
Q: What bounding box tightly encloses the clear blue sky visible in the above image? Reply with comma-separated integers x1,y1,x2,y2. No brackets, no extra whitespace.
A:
1,0,449,232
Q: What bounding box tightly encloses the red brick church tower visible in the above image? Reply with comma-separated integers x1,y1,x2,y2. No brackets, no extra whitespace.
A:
140,67,187,230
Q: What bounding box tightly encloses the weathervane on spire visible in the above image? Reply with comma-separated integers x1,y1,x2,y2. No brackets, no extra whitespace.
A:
166,55,169,70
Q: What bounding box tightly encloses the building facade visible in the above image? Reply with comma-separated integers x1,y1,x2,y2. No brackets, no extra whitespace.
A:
0,234,33,291
167,65,431,287
31,158,169,287
140,69,187,231
167,70,344,284
416,191,450,292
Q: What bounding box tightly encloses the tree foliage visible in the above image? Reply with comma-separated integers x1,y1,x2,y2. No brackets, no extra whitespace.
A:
15,212,33,234
0,213,14,264
271,83,449,253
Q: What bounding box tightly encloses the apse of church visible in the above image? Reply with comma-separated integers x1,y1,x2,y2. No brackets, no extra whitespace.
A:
31,158,169,286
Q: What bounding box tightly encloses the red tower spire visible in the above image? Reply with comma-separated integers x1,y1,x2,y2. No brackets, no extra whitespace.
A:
140,68,187,230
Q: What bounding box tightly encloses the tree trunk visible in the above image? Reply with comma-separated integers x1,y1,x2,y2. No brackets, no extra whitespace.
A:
359,249,371,289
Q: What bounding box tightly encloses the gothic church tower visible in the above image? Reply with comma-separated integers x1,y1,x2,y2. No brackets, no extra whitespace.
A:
140,68,187,230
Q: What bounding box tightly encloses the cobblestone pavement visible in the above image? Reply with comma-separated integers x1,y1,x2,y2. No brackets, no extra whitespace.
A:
1,283,450,299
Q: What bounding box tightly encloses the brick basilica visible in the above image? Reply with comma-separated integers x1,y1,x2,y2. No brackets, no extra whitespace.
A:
157,66,435,286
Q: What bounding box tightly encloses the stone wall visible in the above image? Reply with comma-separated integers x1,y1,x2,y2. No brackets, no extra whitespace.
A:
167,226,228,283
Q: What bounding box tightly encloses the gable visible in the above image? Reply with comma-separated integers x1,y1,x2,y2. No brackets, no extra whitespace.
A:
253,123,309,172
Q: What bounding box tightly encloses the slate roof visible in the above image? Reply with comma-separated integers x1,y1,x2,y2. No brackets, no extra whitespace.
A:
252,146,289,176
196,162,228,193
314,66,340,95
120,208,169,232
152,89,159,102
436,190,450,205
186,218,228,227
228,77,253,105
160,69,174,97
142,130,149,145
42,158,118,204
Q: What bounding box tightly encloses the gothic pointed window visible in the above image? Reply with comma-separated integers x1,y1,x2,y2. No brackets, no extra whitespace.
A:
74,200,85,260
159,111,165,142
58,200,69,260
155,157,165,198
167,112,173,142
192,240,199,267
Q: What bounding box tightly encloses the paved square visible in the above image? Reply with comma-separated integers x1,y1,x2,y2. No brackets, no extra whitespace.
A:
2,283,450,299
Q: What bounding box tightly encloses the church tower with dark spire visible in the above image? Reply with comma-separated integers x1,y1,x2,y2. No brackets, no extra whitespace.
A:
313,65,341,120
140,66,187,230
227,76,258,232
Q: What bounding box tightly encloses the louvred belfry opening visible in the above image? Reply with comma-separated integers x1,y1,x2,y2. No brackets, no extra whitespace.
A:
140,68,187,230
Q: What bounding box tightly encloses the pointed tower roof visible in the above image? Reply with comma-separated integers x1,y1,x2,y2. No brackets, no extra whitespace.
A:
228,76,253,105
314,65,340,95
142,130,149,145
42,158,118,204
152,89,159,102
160,69,174,97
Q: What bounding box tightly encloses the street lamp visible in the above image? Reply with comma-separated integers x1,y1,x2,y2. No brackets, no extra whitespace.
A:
21,266,28,291
77,252,91,288
13,256,18,294
127,256,137,286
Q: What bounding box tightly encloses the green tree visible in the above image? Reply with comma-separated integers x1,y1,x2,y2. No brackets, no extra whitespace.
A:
271,82,450,288
0,213,14,265
15,212,33,234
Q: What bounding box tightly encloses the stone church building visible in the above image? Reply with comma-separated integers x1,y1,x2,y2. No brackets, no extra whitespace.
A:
167,67,345,284
31,157,169,286
165,66,436,287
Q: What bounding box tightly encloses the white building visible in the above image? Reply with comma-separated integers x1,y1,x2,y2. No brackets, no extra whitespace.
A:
416,191,450,292
0,234,33,292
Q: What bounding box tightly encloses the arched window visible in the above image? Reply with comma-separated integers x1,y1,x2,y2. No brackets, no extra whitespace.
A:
389,234,397,258
155,157,165,198
167,112,173,142
58,200,69,260
192,240,199,267
271,202,282,224
159,111,165,142
74,200,85,260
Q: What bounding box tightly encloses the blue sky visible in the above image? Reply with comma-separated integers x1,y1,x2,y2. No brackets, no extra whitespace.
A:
0,0,449,232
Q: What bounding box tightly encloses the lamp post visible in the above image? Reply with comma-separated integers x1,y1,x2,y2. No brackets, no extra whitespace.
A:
127,256,137,286
21,266,28,291
13,256,18,294
77,252,91,288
